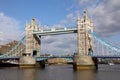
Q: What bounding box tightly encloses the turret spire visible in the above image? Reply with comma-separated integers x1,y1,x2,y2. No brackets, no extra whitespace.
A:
83,10,88,20
31,18,36,26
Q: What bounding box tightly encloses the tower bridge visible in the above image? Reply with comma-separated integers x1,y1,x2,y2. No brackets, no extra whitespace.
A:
23,10,94,69
0,11,120,70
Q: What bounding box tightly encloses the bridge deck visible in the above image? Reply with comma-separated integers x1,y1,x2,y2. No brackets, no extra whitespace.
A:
33,27,77,36
1,56,120,61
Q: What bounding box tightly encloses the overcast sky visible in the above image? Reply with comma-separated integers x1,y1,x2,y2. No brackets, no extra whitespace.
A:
0,0,120,55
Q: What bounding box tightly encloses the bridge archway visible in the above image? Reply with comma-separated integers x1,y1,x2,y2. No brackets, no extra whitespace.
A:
33,50,37,56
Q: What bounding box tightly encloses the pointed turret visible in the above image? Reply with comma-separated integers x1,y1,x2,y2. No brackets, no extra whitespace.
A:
31,18,35,26
83,10,88,20
77,16,81,26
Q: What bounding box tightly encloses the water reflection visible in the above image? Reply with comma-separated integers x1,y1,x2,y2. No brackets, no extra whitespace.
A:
0,65,120,80
20,66,98,80
74,70,97,80
22,69,37,80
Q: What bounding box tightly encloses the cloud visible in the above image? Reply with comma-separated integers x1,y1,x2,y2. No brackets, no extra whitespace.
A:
52,12,78,28
41,34,77,55
67,0,120,37
87,0,120,37
0,12,23,45
67,0,99,10
77,0,98,6
60,13,76,24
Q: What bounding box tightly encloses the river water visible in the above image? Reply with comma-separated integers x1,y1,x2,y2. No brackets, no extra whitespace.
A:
0,64,120,80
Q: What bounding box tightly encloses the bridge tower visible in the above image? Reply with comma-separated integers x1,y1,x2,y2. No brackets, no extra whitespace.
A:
19,19,41,67
73,11,96,70
25,18,41,56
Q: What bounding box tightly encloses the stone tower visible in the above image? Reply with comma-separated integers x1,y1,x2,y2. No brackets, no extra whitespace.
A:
73,11,95,70
25,18,41,56
77,10,93,56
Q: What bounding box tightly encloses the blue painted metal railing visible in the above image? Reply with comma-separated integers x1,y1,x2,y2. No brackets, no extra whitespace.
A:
0,36,25,58
88,30,120,57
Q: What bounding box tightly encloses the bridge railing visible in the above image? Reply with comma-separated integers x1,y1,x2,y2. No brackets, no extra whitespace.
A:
33,27,77,33
88,30,120,57
0,36,25,58
35,56,73,61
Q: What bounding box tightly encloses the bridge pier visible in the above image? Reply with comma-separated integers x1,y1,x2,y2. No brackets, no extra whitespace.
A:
19,54,36,68
38,61,45,68
73,55,96,70
92,57,98,70
19,55,46,68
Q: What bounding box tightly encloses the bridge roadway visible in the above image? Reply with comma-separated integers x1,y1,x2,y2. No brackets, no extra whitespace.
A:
33,27,77,36
0,56,73,61
1,56,120,61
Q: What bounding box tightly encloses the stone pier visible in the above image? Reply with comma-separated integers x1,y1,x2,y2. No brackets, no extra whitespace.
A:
73,55,96,70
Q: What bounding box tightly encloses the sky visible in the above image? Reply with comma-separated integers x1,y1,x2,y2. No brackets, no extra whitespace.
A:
0,0,120,55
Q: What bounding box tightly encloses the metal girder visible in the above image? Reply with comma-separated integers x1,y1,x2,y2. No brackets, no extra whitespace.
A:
33,27,77,36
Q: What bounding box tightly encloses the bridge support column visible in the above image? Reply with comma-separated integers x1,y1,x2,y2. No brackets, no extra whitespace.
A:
19,56,36,68
73,55,96,70
73,11,97,70
38,61,45,68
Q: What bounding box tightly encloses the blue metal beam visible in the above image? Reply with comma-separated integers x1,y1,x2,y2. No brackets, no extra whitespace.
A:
92,56,120,58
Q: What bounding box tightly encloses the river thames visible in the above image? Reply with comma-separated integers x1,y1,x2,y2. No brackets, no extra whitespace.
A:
0,64,120,80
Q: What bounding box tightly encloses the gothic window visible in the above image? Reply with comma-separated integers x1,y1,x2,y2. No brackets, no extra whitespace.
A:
84,19,85,22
